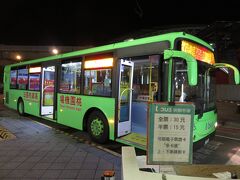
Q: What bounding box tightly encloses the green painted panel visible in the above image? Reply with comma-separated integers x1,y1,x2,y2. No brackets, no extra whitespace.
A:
22,91,40,116
7,90,19,110
5,90,40,117
57,94,115,140
193,110,217,142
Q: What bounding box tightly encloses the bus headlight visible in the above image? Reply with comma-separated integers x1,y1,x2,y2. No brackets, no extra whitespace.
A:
215,122,218,128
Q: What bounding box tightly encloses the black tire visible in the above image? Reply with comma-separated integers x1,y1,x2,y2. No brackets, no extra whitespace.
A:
17,99,25,116
87,111,109,144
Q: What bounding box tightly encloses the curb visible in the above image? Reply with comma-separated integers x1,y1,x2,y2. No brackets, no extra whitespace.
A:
25,117,122,158
52,128,122,158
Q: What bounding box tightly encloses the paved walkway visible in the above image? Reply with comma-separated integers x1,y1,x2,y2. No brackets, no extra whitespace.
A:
0,106,121,179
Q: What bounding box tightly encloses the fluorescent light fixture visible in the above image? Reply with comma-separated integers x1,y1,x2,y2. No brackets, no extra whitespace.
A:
85,58,113,69
29,67,41,73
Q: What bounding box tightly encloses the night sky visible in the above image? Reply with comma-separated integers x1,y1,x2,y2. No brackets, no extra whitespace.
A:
1,0,239,46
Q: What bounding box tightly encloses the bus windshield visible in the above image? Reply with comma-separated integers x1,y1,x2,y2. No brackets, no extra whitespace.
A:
174,60,216,114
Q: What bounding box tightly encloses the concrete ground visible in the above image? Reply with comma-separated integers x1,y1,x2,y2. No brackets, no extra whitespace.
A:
0,104,121,179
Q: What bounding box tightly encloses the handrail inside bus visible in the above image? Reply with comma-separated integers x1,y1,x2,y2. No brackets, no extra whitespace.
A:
164,50,198,86
118,88,134,121
213,63,240,85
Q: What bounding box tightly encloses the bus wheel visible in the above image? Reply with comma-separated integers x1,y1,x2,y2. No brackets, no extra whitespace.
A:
87,111,109,144
17,99,25,116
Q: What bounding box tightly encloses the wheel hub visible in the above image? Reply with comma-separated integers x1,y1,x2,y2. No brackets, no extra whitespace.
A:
91,118,104,137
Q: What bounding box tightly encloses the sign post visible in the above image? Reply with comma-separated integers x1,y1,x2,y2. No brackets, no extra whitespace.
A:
147,103,195,165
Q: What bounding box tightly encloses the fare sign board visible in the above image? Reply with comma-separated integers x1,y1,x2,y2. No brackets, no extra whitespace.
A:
147,103,195,165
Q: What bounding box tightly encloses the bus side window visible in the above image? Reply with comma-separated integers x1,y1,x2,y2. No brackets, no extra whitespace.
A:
29,66,41,91
84,68,112,97
17,67,28,90
60,61,81,94
10,69,17,89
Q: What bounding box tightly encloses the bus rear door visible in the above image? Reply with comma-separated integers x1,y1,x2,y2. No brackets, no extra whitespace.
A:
40,65,56,119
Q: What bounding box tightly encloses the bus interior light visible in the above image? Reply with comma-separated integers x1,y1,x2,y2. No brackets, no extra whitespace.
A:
85,58,113,69
29,67,41,73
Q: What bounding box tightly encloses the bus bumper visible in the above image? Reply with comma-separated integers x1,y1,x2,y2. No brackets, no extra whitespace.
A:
193,130,216,151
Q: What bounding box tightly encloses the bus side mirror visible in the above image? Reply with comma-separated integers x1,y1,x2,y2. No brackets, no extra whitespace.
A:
164,50,198,86
214,63,240,85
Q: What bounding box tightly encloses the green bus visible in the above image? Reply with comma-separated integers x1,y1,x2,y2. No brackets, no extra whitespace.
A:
3,32,239,150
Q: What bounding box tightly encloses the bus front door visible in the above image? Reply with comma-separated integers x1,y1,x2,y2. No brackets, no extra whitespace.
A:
41,66,55,119
118,60,134,137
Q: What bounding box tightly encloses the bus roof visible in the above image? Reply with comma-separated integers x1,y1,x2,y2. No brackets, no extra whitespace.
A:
10,32,213,67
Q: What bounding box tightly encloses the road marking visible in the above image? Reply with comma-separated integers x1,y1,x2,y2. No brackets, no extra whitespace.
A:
216,135,240,141
0,126,16,141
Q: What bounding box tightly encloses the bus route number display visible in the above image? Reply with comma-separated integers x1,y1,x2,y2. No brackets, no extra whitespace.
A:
147,103,195,165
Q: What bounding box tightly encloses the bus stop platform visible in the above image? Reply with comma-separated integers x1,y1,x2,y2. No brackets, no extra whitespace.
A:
0,105,121,179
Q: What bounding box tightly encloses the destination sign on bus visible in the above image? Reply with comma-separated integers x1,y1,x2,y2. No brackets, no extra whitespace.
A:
181,40,215,65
